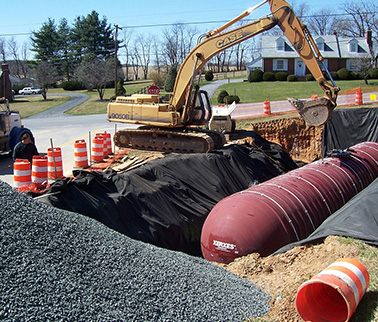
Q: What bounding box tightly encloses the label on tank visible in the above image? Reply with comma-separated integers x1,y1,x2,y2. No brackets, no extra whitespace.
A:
213,240,238,253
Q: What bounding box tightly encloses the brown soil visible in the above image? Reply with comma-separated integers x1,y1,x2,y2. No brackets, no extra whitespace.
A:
218,236,375,322
249,117,323,163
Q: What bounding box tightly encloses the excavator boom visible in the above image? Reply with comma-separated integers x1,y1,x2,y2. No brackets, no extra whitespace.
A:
107,0,340,153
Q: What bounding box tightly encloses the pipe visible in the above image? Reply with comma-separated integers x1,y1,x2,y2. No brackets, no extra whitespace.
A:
201,142,378,264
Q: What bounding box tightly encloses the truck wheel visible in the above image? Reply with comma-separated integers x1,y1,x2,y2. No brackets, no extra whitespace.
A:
9,127,34,150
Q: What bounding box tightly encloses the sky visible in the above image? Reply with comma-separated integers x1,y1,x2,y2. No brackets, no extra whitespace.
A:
0,0,342,60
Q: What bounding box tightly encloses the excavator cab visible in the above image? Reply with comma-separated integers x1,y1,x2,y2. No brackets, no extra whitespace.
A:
189,90,212,126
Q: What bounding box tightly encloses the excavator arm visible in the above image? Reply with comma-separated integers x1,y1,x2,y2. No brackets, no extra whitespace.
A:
170,0,339,126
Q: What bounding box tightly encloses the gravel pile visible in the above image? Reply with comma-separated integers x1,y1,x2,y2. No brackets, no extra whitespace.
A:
0,180,270,321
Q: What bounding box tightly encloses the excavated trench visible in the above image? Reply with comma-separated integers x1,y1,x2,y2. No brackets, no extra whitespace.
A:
249,117,324,163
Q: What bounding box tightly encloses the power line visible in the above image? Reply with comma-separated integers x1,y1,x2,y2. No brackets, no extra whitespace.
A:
0,11,377,38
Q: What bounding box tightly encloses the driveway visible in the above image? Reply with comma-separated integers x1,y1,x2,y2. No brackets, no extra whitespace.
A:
27,93,90,119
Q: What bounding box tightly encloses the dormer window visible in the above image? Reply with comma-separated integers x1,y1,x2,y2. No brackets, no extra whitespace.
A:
349,39,358,52
276,38,285,51
316,37,325,51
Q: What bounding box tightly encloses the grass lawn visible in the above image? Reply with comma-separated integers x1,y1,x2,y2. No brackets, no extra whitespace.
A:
15,82,153,118
11,95,70,118
211,79,378,105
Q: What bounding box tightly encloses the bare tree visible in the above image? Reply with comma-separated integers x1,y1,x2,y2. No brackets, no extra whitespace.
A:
152,38,162,74
20,42,30,78
34,61,59,100
0,38,6,62
76,57,111,100
135,35,152,79
307,9,341,35
130,48,140,80
339,0,378,64
161,23,199,69
7,38,23,78
122,28,134,81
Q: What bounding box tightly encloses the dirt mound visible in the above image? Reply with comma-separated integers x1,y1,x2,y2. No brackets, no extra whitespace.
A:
219,236,374,321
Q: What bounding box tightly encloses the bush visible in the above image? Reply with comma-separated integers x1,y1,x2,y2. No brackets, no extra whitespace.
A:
224,95,240,104
287,74,297,82
305,74,315,81
116,80,126,96
149,72,166,88
275,72,288,81
330,71,339,80
13,84,24,94
164,66,177,92
205,70,214,81
262,72,276,81
369,68,378,79
337,67,353,80
61,80,85,91
248,69,263,82
351,71,361,80
217,90,229,104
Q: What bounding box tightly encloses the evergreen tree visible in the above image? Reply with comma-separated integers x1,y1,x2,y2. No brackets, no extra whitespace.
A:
57,18,75,79
31,18,60,62
164,66,177,92
71,11,114,60
116,80,126,96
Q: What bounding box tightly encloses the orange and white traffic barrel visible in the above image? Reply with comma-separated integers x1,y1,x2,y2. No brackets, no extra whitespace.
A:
31,155,48,187
74,139,88,169
355,88,363,105
296,258,369,322
91,135,104,162
263,100,271,115
47,147,64,179
97,132,112,157
13,159,31,188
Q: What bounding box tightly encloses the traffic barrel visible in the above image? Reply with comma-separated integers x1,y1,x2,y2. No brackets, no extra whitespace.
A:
31,155,48,187
91,135,104,162
13,159,31,188
355,88,363,105
47,147,64,179
296,258,369,322
263,100,271,115
73,139,88,169
97,131,112,157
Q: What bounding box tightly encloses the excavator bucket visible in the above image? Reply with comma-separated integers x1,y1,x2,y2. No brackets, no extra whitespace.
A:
288,97,335,126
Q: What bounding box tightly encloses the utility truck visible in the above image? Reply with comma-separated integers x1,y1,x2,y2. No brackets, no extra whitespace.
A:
0,98,34,155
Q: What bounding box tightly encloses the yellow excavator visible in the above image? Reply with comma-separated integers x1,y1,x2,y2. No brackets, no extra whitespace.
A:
107,0,339,153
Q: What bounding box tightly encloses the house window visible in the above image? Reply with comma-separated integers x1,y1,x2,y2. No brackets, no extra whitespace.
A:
276,38,285,51
273,59,288,71
316,38,324,51
347,59,360,71
349,40,358,53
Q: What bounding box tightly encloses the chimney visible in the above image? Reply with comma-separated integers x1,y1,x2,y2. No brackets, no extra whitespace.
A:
1,64,12,101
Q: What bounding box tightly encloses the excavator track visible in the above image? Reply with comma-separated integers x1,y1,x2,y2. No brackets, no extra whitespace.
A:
114,128,217,153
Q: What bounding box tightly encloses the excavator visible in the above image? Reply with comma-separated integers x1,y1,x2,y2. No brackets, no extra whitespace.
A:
107,0,340,153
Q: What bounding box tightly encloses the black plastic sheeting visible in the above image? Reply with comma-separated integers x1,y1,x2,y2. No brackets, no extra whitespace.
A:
34,132,298,256
276,177,378,254
323,108,378,153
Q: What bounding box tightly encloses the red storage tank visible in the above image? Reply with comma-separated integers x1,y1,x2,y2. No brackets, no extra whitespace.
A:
201,142,378,264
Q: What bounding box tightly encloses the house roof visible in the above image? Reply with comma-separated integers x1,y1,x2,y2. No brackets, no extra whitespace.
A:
261,35,370,59
246,55,262,69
